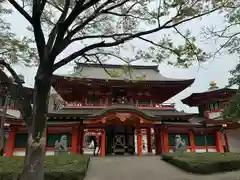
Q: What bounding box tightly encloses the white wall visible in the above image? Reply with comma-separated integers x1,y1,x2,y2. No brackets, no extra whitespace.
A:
227,129,240,152
134,134,148,154
169,149,191,152
195,148,217,153
13,150,70,156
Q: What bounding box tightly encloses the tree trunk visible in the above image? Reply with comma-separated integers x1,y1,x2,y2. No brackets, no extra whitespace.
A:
20,68,51,180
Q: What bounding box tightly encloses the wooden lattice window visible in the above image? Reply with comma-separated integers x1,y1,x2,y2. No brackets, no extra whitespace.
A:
87,97,100,104
194,134,216,146
15,134,28,148
137,100,151,105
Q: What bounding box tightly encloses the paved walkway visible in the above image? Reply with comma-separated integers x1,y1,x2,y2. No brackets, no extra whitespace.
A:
84,156,240,180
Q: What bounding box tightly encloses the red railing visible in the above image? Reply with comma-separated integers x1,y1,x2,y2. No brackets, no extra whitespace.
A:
64,102,175,109
204,109,223,120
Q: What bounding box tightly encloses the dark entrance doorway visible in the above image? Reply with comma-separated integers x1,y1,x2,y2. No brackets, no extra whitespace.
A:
112,87,129,104
106,125,135,155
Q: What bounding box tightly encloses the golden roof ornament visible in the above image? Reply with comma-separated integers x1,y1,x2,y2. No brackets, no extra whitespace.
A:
208,81,219,91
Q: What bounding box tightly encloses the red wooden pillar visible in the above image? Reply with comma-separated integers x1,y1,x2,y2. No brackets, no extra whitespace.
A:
45,127,48,154
163,129,169,153
223,132,229,152
154,128,157,154
216,131,224,152
5,128,15,156
188,130,196,152
79,123,84,154
154,127,161,154
83,133,86,148
136,128,142,156
155,127,163,155
158,130,163,154
71,126,79,154
100,128,106,157
147,128,152,153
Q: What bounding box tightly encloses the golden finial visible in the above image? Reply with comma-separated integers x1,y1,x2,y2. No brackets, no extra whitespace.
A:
208,81,218,90
209,81,217,87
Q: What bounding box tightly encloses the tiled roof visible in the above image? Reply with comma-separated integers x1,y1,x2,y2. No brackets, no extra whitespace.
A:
0,110,19,119
188,116,232,126
48,105,194,121
181,88,237,106
55,63,194,82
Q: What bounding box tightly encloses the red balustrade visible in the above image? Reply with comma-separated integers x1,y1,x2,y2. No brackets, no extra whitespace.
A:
64,101,175,109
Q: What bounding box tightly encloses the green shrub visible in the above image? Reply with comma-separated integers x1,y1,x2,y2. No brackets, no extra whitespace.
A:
0,155,90,180
162,152,240,174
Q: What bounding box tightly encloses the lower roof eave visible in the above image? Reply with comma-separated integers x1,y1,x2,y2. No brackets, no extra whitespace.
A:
47,121,81,125
162,122,203,127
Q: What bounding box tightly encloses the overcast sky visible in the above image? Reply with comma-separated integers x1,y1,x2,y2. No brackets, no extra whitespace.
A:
4,4,239,113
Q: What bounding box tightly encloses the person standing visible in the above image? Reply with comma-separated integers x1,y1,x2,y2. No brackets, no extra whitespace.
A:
92,136,98,156
96,136,102,155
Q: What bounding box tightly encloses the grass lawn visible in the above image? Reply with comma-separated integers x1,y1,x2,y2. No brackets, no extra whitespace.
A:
0,155,90,180
162,152,240,174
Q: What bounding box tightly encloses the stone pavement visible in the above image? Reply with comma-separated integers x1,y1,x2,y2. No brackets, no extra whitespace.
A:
84,156,240,180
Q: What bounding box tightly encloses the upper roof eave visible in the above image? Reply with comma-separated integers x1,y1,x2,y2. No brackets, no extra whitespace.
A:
51,74,195,85
0,111,21,119
74,62,160,70
188,115,233,126
181,88,237,106
52,62,196,83
0,71,34,95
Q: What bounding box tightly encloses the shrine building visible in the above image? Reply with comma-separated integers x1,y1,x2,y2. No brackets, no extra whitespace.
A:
0,63,239,156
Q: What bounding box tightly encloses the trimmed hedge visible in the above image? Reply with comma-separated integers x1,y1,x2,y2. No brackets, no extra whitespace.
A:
162,152,240,174
0,155,90,180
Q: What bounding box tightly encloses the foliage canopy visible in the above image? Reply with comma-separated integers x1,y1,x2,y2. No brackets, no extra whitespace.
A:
204,2,240,120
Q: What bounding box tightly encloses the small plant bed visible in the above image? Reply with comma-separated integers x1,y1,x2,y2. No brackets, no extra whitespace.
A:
0,155,90,180
162,152,240,174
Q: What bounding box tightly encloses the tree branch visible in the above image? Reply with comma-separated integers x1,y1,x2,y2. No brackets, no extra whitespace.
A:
50,0,109,59
82,52,134,79
82,54,113,77
40,0,47,12
70,33,132,42
102,0,129,12
0,60,33,127
47,0,71,50
0,60,24,84
83,52,136,80
46,0,64,12
53,6,222,71
63,0,100,29
203,24,240,57
173,27,206,70
137,36,180,56
66,0,113,39
50,0,113,58
7,0,33,24
103,11,151,21
53,41,105,71
32,0,47,62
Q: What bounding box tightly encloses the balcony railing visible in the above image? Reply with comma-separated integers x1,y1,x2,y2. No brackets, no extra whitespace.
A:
204,109,223,120
64,102,175,110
